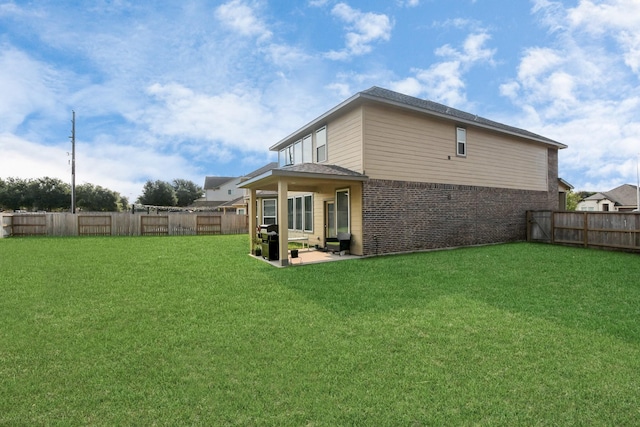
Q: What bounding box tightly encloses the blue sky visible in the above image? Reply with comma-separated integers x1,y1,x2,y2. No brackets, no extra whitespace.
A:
1,0,639,199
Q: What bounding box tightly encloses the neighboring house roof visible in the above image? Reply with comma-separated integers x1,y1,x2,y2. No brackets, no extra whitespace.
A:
270,86,567,151
217,196,245,208
558,178,574,191
585,184,638,206
204,176,236,189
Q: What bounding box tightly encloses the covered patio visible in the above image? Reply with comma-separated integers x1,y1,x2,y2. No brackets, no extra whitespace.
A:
239,164,367,267
251,246,361,267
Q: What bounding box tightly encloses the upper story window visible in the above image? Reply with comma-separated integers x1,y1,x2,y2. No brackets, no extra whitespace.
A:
316,126,327,163
456,127,467,157
279,145,293,167
302,134,312,163
279,134,313,166
278,128,325,166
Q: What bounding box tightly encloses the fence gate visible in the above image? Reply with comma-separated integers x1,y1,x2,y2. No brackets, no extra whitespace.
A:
11,214,47,236
527,211,552,243
78,215,112,236
141,215,169,236
196,215,222,235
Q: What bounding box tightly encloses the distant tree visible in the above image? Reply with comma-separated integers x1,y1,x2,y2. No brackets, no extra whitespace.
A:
118,195,130,212
172,179,203,206
0,177,31,211
76,183,119,211
577,191,596,200
565,190,581,211
0,178,5,210
137,180,177,206
28,177,70,211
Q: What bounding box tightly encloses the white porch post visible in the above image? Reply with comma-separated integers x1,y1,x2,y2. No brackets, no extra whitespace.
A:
248,188,257,254
278,179,289,266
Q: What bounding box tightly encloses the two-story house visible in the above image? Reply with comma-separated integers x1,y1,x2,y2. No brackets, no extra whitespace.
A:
240,87,567,266
196,176,241,208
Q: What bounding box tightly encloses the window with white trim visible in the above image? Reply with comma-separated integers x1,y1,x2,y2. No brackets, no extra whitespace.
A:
316,126,327,163
279,145,293,167
287,194,313,232
456,127,467,157
302,134,312,162
262,199,277,225
294,139,302,164
279,134,314,166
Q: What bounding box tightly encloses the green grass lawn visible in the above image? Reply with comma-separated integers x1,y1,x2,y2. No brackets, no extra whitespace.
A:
1,235,639,426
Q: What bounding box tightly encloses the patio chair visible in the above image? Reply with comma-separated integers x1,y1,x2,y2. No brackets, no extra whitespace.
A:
326,232,351,255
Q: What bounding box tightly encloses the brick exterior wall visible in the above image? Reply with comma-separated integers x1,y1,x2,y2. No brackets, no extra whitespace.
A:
362,150,559,256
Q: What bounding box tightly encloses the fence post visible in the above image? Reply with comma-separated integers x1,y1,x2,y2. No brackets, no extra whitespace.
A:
526,211,532,242
550,211,555,244
583,212,588,248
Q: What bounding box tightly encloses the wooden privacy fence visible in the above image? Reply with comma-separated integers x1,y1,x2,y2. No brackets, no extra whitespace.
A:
0,212,248,237
527,210,640,252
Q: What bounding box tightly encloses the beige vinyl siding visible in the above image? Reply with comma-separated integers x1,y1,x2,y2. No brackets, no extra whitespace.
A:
363,104,548,191
326,107,364,172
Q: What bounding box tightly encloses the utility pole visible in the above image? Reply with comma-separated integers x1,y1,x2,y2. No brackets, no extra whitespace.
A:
70,110,76,214
636,154,639,212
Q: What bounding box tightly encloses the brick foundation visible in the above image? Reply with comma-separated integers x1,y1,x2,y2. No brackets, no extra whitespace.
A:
362,178,556,256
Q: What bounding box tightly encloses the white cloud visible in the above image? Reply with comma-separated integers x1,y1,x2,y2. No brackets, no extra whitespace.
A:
143,83,286,154
0,132,191,199
389,77,423,97
501,0,640,190
397,0,420,7
0,133,70,179
215,0,272,42
566,0,640,75
325,3,393,60
0,46,68,132
390,31,496,107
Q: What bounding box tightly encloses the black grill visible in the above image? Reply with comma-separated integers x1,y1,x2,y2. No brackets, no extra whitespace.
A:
259,224,279,261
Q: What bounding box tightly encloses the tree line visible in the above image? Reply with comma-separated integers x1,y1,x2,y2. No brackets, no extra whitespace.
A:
0,177,203,212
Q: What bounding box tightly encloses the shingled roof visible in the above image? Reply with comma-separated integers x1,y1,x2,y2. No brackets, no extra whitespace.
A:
204,176,235,189
243,162,278,179
279,163,365,177
585,184,639,207
271,86,566,151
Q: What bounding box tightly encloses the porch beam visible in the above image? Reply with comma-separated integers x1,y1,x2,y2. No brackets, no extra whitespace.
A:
277,179,289,266
248,188,257,255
